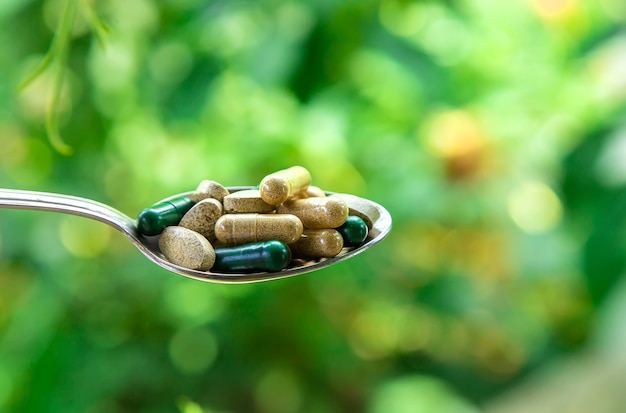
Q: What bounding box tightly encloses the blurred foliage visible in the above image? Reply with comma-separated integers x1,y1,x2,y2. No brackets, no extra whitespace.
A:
1,0,626,412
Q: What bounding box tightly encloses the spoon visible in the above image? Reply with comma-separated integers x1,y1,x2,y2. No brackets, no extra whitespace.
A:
0,187,391,284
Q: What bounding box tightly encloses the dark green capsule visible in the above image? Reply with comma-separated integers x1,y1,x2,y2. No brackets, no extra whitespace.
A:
137,196,195,236
213,240,291,273
337,216,368,247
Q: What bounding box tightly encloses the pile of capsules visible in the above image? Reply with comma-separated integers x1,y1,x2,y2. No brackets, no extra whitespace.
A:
136,166,372,273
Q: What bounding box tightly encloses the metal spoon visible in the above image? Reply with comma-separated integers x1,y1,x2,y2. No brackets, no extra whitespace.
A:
0,187,391,283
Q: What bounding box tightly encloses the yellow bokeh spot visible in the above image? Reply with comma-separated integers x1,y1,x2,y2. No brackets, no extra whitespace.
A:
348,303,402,360
59,216,113,258
421,110,486,159
508,181,563,234
531,0,577,20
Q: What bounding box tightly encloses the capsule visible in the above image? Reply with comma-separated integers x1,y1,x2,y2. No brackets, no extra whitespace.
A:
260,166,311,206
337,216,368,247
137,196,195,236
215,213,303,245
213,240,291,273
330,193,379,229
223,189,274,213
277,197,348,229
290,229,344,259
293,185,326,199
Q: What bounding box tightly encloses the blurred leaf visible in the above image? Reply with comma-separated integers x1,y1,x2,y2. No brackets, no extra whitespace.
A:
368,375,479,413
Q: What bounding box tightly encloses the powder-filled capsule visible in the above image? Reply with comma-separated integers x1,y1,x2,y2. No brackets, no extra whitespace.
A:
337,216,368,246
277,197,348,229
330,193,379,229
137,196,195,236
223,189,274,213
213,240,291,273
293,185,326,199
215,213,303,245
290,229,344,258
260,166,311,206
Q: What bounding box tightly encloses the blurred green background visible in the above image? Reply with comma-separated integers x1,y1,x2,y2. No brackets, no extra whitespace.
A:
1,0,626,412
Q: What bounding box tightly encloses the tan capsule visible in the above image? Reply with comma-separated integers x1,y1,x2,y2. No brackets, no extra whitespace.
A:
158,226,215,271
190,180,230,202
330,193,379,229
215,213,303,245
277,197,348,229
290,229,344,258
260,166,311,206
223,189,274,214
293,185,326,199
179,198,223,241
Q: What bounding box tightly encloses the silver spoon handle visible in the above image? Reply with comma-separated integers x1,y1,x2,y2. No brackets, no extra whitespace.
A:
0,188,137,236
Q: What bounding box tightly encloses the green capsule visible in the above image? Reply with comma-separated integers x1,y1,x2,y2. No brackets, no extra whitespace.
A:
337,216,368,247
137,196,195,236
213,240,291,273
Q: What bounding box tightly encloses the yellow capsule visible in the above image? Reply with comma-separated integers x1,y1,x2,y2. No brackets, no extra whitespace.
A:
290,229,344,258
215,213,303,245
260,166,311,206
277,197,348,229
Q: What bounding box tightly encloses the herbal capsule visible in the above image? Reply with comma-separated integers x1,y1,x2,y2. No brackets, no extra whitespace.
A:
223,189,274,213
330,193,379,229
293,185,326,199
337,216,368,246
179,198,223,241
137,196,195,236
260,166,311,206
213,240,291,273
290,229,344,258
190,180,230,203
277,197,348,229
215,213,303,245
158,226,215,271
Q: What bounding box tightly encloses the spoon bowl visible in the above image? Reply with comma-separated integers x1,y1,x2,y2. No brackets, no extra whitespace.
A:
0,187,391,283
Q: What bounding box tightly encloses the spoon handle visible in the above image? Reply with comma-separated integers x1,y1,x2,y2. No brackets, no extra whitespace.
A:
0,188,137,236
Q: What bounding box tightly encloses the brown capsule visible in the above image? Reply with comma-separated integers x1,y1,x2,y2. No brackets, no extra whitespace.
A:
158,226,215,271
215,213,303,245
223,189,275,214
260,166,311,206
290,229,344,258
277,197,348,229
190,180,230,202
179,198,223,241
293,185,326,199
330,193,379,229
